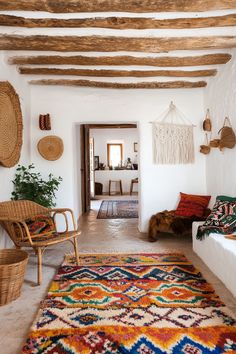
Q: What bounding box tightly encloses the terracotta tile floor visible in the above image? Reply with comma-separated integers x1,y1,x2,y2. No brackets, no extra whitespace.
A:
0,198,235,353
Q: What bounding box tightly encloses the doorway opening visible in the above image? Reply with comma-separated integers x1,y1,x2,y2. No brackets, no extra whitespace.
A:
80,123,139,216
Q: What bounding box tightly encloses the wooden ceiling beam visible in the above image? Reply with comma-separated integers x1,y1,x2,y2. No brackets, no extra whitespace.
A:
30,79,207,89
1,35,236,52
19,67,217,77
1,14,236,29
1,0,236,13
88,124,137,129
9,53,232,67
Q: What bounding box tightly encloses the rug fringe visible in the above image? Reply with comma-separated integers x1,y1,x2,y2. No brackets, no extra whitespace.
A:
66,249,183,256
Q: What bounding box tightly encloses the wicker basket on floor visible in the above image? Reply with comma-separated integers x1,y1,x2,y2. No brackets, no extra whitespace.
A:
0,249,28,305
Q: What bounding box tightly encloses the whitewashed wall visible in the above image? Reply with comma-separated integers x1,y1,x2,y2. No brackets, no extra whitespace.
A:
30,85,207,231
0,52,31,247
204,50,236,204
90,128,138,166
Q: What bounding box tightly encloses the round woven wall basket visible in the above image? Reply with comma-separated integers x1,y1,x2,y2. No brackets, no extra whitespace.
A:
37,135,64,161
0,82,23,167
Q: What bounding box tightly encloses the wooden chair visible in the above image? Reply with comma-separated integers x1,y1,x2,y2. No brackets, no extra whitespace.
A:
0,200,81,285
130,178,138,195
109,180,123,195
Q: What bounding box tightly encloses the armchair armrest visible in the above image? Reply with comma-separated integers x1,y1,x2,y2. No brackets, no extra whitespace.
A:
49,208,77,233
0,217,33,245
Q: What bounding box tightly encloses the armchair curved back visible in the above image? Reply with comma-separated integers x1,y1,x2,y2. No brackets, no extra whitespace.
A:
0,200,49,246
0,200,49,219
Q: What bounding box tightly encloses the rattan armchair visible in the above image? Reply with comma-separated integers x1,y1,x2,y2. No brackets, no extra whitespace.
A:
0,200,81,285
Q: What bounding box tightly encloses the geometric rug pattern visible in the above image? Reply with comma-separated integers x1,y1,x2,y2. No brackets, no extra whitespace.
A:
22,253,236,353
97,200,138,219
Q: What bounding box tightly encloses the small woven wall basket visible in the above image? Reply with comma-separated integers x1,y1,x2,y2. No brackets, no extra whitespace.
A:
37,135,64,161
0,81,23,167
39,114,51,130
200,133,210,155
203,109,212,132
0,249,28,306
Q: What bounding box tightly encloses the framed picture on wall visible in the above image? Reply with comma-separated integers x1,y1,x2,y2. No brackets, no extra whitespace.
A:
94,156,99,170
134,142,138,153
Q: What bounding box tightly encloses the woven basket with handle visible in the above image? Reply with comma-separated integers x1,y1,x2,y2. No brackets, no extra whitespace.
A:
0,249,28,306
203,109,212,132
200,133,210,154
218,117,236,150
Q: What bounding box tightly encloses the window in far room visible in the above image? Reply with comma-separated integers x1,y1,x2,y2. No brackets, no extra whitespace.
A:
107,143,123,168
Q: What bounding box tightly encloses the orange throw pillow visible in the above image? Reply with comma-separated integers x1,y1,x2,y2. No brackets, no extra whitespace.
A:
175,192,211,218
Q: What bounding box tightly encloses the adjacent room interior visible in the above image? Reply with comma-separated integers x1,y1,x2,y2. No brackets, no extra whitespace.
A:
0,2,236,353
88,124,139,217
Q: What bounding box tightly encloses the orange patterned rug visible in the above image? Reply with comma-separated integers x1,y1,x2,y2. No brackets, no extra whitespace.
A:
22,253,236,353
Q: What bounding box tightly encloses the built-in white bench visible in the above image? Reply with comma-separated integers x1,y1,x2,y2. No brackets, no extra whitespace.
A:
193,221,236,297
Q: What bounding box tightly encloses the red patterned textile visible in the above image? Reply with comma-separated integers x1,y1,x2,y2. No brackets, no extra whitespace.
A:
14,214,56,240
175,192,211,217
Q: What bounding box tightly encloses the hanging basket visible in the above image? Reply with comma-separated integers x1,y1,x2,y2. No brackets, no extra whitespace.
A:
39,114,51,130
209,139,220,148
203,109,212,132
218,117,236,150
37,135,64,161
200,133,210,154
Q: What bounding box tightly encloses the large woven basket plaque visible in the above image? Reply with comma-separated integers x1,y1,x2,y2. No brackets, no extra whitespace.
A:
0,82,23,167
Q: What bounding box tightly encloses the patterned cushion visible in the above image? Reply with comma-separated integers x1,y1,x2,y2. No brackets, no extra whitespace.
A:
197,199,236,239
26,214,56,236
14,214,56,240
175,192,211,218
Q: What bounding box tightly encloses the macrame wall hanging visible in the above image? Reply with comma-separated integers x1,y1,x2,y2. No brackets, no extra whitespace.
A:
152,102,195,164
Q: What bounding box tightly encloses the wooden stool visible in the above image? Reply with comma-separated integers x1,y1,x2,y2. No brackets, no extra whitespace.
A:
130,178,138,195
109,180,123,195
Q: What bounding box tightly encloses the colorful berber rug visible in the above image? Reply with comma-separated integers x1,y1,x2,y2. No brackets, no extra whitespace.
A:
22,253,236,353
97,200,138,219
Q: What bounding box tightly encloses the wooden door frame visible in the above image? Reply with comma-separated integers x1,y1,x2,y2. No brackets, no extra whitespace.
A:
80,123,137,214
80,124,90,214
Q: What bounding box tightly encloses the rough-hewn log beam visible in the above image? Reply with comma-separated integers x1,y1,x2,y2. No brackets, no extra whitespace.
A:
1,0,236,13
88,124,137,129
19,67,217,77
30,79,207,89
1,14,236,29
9,53,232,67
1,35,236,52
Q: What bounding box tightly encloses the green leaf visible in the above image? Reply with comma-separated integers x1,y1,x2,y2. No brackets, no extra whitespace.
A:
11,164,63,208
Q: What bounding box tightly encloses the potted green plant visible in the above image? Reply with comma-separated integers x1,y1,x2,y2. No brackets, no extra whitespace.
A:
11,164,62,208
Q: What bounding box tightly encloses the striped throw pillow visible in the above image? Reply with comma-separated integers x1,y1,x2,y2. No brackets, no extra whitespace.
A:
175,192,211,217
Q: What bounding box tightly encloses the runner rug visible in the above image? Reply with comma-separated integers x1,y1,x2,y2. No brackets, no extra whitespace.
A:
22,253,236,353
97,200,138,219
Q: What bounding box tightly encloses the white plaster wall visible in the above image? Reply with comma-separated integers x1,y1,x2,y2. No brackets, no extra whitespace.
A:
95,170,139,194
204,50,236,203
30,85,207,232
90,128,138,166
0,51,31,247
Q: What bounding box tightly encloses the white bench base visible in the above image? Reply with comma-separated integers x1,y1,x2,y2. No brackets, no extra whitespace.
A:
193,222,236,298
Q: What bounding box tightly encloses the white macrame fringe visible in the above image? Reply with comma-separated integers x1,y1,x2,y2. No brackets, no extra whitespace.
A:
153,122,194,164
